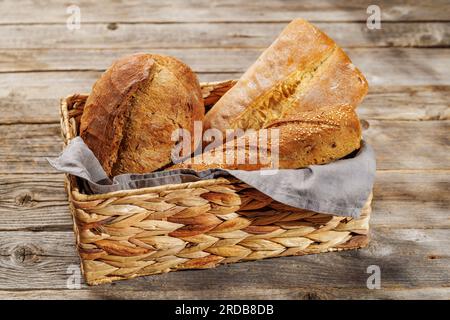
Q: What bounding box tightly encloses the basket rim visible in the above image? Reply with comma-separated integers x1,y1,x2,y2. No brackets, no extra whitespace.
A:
70,176,235,201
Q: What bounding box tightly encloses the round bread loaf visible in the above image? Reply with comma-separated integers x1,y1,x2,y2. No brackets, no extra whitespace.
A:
80,53,204,177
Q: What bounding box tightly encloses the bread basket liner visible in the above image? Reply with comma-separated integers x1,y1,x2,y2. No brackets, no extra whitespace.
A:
48,136,375,218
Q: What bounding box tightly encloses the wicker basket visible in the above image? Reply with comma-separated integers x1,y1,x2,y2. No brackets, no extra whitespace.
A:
59,80,372,285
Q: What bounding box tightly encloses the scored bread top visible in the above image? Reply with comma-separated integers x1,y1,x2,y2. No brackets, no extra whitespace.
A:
203,19,368,132
80,53,204,176
171,104,361,171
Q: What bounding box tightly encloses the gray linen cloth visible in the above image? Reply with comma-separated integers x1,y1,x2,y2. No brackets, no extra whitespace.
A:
48,137,376,218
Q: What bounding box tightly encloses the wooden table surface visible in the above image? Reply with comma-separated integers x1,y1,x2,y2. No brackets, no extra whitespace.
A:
0,0,449,300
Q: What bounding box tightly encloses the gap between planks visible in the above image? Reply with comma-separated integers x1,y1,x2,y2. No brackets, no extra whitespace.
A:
0,48,448,85
0,22,449,49
1,0,449,23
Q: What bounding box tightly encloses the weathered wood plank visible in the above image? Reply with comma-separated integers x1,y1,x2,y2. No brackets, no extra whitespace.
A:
0,22,448,50
1,171,448,230
1,48,449,87
1,287,449,300
371,171,450,228
358,86,450,121
0,124,63,174
0,231,75,257
1,0,449,23
363,120,450,170
0,228,448,290
0,121,448,174
0,174,70,230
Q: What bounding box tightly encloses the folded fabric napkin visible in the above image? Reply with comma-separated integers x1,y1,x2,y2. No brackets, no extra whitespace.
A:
48,137,376,218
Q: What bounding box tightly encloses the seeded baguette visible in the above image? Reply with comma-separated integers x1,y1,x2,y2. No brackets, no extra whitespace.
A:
171,105,361,171
204,19,368,132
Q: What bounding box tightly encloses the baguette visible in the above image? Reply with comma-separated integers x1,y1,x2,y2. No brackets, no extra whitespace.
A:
171,105,361,171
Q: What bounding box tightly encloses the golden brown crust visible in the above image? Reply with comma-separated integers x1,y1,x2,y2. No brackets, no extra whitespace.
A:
80,54,153,175
283,47,368,117
80,53,204,177
171,105,361,171
203,19,368,132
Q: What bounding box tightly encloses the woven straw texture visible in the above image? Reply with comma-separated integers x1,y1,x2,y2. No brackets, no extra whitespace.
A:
60,80,372,285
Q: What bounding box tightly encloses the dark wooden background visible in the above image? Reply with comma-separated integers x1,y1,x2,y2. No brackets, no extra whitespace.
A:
0,0,449,299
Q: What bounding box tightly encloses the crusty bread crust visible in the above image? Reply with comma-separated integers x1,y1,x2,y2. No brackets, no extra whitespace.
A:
203,19,368,132
171,105,361,171
80,53,204,176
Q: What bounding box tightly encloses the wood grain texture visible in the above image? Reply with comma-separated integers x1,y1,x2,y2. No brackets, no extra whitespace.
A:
0,228,448,293
358,86,450,121
371,171,450,228
1,48,449,87
0,174,70,230
1,171,448,231
1,288,449,300
363,120,450,170
0,22,448,49
1,0,449,23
